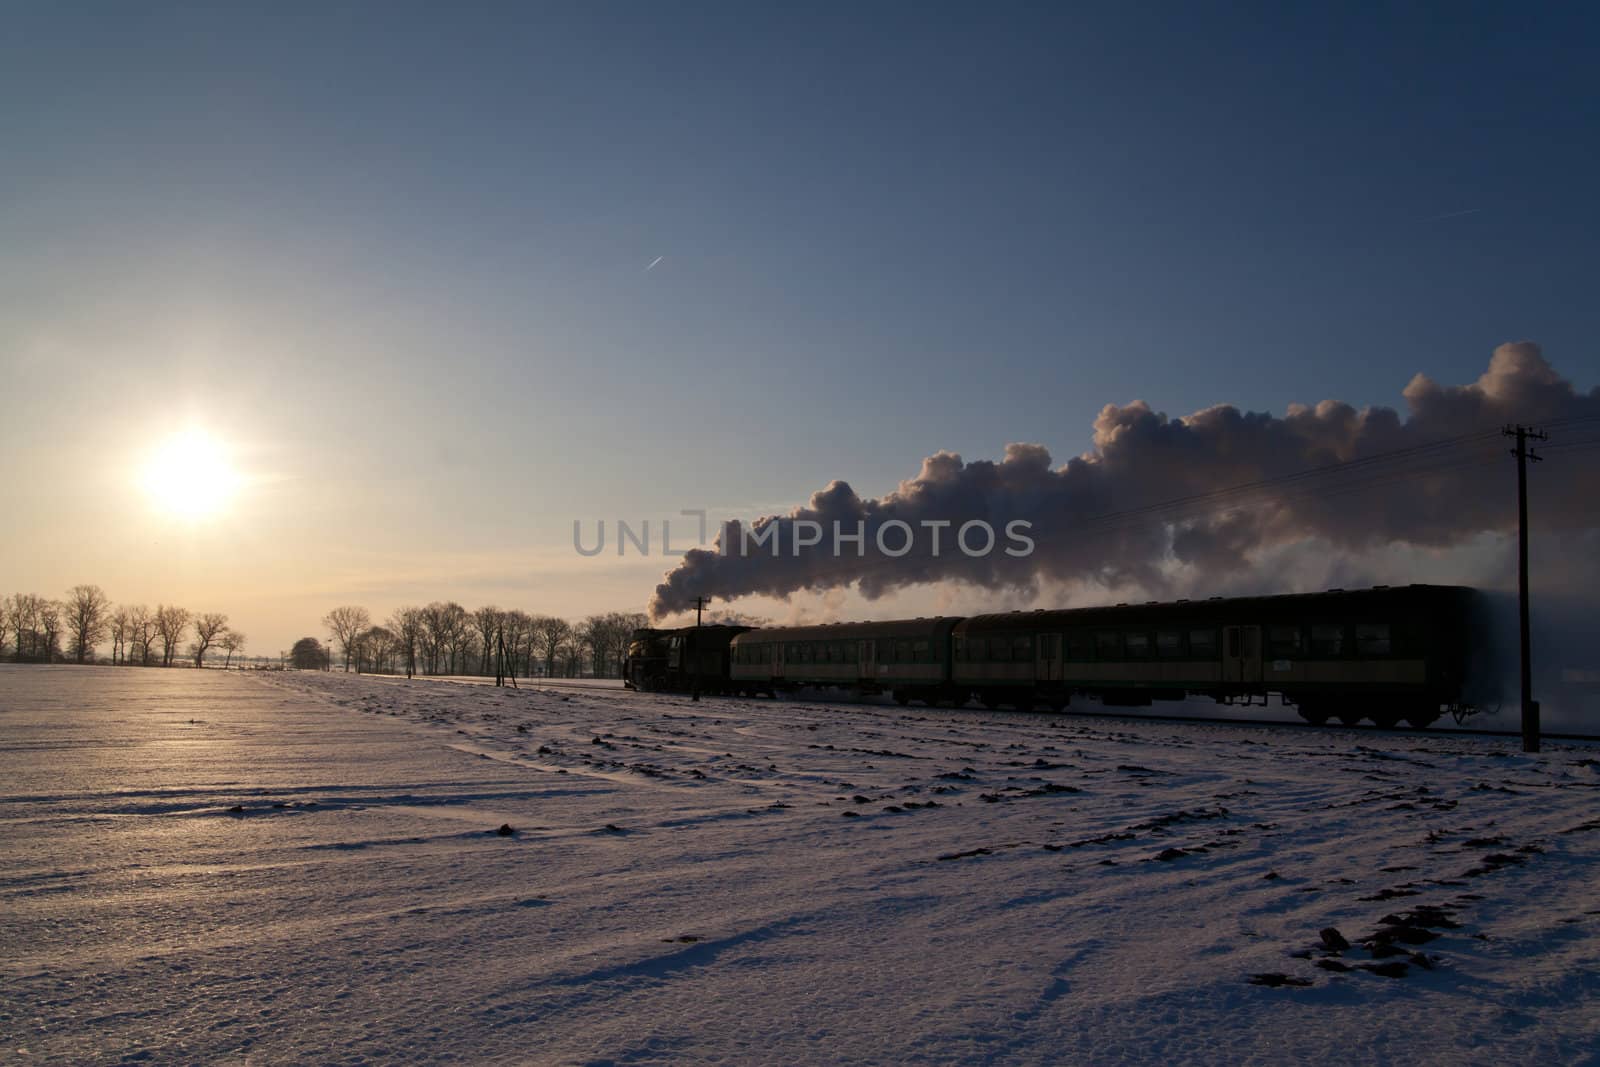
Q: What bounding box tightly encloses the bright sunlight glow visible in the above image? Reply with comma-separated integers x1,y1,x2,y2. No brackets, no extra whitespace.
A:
139,428,242,520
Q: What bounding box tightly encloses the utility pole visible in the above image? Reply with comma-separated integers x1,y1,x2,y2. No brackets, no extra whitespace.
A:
690,596,710,702
1504,424,1548,754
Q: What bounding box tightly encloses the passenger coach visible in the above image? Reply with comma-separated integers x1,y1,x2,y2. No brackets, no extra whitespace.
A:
952,585,1483,727
729,618,961,702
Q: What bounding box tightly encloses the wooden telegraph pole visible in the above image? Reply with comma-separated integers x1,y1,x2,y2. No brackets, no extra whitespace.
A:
1503,424,1548,753
690,596,710,702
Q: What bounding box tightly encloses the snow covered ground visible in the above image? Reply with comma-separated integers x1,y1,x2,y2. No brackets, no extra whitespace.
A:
3,664,1599,1065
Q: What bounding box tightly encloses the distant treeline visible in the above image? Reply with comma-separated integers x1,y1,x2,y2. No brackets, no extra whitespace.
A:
3,586,246,668
307,604,648,680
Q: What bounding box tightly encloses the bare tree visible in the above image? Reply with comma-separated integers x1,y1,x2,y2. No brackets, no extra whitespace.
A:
219,629,245,668
189,612,229,667
0,597,9,660
38,600,63,663
109,606,129,665
154,604,191,667
64,584,111,663
322,605,371,672
472,606,503,675
420,602,455,674
126,605,156,666
360,626,396,673
579,615,611,677
388,606,423,679
440,603,470,674
531,615,572,678
502,607,534,675
559,637,584,678
9,593,43,661
604,611,648,679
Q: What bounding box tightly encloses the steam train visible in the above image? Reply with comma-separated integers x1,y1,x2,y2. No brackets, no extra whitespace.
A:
625,585,1493,728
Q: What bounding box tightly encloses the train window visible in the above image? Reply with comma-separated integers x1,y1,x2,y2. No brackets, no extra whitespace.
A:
1189,629,1218,657
991,636,1012,662
893,639,910,663
1268,625,1304,658
966,636,986,661
1310,624,1345,656
1156,630,1183,657
786,643,799,661
1067,631,1094,660
913,639,930,661
1013,635,1032,661
1125,631,1151,658
844,642,857,663
1040,634,1058,659
831,642,845,663
1095,630,1123,658
1355,623,1391,656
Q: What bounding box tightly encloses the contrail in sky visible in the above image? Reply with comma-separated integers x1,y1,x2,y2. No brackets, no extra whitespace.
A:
1428,208,1482,221
645,255,665,271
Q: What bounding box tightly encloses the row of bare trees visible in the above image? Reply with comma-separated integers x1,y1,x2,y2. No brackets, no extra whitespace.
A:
316,604,647,679
2,586,246,668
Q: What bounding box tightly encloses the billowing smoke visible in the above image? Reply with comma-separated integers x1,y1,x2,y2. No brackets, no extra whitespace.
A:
651,343,1598,619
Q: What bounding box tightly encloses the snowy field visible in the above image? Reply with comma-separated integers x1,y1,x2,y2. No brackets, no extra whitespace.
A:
3,665,1599,1065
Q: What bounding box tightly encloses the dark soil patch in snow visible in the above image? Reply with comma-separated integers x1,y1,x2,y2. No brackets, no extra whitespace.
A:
1248,973,1313,988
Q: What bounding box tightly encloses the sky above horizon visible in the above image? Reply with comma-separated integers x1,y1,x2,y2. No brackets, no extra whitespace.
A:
3,4,1598,655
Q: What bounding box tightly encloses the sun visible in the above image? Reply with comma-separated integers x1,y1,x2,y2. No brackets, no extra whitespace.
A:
140,428,242,520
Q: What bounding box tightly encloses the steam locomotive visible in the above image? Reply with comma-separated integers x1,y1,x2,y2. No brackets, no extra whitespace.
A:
625,585,1494,728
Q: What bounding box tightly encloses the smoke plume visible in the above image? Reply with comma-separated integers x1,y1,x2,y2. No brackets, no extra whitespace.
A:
650,344,1598,619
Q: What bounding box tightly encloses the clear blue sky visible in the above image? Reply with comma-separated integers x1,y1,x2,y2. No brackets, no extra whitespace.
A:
2,3,1597,647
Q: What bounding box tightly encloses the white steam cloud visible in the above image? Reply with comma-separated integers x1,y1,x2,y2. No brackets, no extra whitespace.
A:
650,343,1598,619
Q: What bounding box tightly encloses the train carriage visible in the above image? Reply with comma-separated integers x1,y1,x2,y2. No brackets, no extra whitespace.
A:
952,585,1485,727
730,618,962,701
